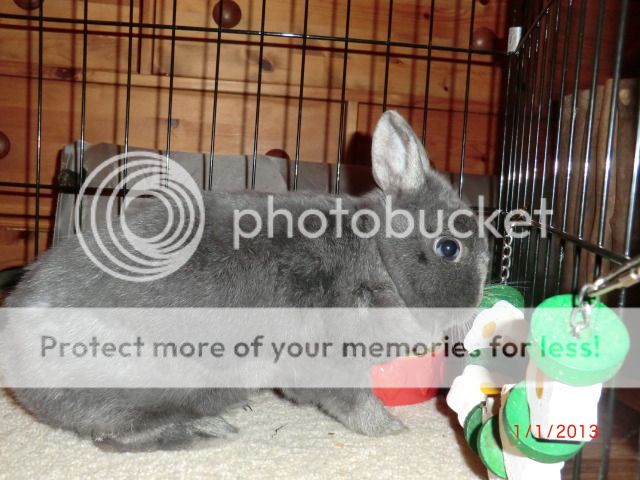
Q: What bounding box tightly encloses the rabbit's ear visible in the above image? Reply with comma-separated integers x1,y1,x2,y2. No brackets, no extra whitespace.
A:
371,110,431,193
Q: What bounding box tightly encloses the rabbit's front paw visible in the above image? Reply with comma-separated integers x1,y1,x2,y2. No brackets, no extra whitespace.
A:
341,392,407,436
280,388,407,437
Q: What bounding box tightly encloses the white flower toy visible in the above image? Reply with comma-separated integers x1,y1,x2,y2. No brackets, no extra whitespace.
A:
446,364,505,427
464,300,528,353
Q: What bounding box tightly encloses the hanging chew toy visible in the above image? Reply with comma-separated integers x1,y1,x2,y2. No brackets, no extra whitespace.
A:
446,222,527,478
524,290,629,443
447,227,636,478
522,260,636,443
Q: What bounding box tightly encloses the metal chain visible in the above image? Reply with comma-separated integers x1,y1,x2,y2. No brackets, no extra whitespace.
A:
500,224,514,284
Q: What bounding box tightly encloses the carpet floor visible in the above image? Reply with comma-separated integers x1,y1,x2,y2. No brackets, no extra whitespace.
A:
0,390,486,479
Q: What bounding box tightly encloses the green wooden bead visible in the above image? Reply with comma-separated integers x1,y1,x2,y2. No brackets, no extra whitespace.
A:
529,294,630,386
503,383,583,463
463,402,484,455
476,415,507,478
480,284,525,309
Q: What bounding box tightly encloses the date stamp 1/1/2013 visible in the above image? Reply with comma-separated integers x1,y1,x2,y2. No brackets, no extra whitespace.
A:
512,424,599,440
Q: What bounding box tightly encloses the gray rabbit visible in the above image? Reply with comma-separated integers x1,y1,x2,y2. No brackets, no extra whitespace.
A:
4,111,489,451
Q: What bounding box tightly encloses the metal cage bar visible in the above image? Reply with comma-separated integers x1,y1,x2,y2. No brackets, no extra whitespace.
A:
207,0,225,191
163,0,178,178
292,0,311,192
250,0,269,191
420,0,436,146
78,0,89,185
456,0,477,197
333,0,352,194
593,2,630,478
33,1,44,256
382,0,394,113
122,0,135,196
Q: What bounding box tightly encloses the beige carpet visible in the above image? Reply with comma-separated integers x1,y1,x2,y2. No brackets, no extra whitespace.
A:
0,390,485,479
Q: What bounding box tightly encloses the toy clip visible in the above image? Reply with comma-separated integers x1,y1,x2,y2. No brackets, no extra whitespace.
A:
571,255,640,337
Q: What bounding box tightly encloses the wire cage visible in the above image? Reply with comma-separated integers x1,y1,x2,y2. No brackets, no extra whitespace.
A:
500,0,639,305
500,0,640,478
0,0,639,478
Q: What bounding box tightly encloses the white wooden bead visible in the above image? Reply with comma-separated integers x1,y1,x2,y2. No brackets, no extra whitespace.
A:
525,361,601,442
446,364,506,426
464,301,528,353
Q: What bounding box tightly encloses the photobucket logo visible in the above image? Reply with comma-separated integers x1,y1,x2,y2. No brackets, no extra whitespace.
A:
232,195,552,249
74,152,205,282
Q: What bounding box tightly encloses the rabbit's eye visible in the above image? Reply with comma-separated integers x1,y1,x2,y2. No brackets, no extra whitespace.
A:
434,237,461,261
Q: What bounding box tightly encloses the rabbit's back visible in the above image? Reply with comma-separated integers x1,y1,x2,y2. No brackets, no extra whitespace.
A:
7,191,388,309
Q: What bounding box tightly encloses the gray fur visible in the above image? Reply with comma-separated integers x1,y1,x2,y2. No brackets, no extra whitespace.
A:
5,111,489,451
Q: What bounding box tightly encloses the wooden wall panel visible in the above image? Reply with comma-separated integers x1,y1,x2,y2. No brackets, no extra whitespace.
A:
0,73,498,187
0,226,49,269
0,0,142,73
154,0,508,49
153,41,504,114
153,0,507,115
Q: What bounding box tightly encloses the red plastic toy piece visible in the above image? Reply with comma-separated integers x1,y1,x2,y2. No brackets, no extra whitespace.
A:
371,352,445,406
